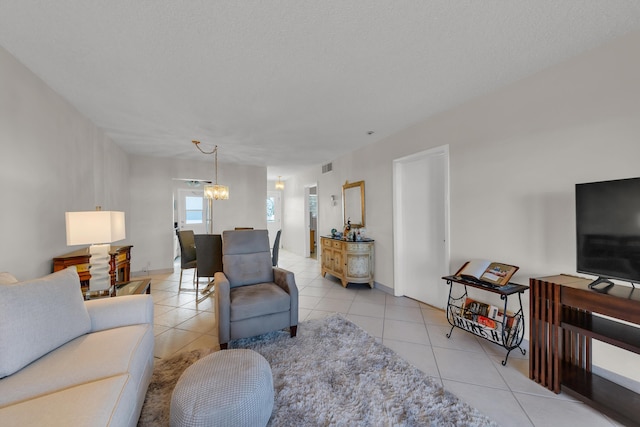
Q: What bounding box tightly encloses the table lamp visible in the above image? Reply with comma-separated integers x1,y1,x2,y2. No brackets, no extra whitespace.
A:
65,209,126,296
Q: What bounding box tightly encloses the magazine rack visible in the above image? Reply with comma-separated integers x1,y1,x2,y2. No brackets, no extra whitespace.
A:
442,275,528,365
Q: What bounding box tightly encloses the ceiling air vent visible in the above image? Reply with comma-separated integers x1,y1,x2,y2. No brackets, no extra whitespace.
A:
322,162,333,174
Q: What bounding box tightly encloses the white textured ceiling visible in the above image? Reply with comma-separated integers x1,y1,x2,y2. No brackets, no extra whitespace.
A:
1,1,640,179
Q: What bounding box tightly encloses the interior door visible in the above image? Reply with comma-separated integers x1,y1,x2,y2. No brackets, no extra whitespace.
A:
178,189,206,234
393,145,450,308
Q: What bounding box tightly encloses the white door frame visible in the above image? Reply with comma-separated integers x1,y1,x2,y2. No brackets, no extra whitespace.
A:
392,145,450,306
304,183,318,258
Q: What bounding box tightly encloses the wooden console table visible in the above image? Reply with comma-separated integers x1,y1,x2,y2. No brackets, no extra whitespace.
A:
321,236,374,288
529,274,640,426
53,245,132,290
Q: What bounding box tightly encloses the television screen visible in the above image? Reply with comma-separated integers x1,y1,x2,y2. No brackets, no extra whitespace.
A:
576,177,640,285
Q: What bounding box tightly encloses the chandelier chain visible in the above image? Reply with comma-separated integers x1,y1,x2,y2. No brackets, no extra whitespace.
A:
192,140,220,184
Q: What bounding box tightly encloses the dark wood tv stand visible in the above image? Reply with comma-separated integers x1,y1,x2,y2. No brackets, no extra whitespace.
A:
530,274,640,426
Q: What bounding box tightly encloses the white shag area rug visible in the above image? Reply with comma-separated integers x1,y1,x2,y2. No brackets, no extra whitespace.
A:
139,314,497,426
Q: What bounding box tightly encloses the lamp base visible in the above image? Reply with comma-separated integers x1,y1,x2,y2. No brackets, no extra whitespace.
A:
88,243,111,296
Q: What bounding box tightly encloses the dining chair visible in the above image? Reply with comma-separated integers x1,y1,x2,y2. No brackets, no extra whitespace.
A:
176,230,197,292
194,234,223,295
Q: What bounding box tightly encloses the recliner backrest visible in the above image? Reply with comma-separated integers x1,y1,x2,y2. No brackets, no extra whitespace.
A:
222,230,273,287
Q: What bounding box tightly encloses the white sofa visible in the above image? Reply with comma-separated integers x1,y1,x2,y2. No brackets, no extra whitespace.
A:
0,267,154,426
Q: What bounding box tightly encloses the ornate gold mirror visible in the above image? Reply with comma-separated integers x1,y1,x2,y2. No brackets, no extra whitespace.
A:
343,180,365,228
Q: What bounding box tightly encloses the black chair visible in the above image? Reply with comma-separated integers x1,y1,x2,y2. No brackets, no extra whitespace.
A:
194,234,223,295
176,230,197,292
272,229,281,267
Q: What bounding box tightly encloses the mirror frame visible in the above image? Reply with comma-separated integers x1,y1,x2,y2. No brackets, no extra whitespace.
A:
343,180,365,228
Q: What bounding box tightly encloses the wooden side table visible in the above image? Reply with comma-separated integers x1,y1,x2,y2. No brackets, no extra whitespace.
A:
53,245,132,289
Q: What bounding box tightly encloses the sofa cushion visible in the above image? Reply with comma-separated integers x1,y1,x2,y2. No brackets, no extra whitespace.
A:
0,267,91,378
0,272,18,285
0,374,130,427
0,323,153,407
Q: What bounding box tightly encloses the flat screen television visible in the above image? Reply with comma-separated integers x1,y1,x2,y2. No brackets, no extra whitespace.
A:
576,177,640,288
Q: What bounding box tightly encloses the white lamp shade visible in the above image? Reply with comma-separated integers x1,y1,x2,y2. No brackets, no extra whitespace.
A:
65,211,126,245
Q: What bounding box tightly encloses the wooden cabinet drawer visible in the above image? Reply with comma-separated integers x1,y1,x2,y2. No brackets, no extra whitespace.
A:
346,243,369,251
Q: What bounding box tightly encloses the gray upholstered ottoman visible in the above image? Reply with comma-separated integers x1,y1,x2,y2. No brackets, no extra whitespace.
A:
170,349,274,427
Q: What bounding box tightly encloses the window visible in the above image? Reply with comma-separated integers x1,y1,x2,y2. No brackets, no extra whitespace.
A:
185,196,204,224
266,196,275,222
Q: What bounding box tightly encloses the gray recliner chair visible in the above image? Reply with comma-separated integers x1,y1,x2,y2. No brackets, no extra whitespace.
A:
215,229,298,349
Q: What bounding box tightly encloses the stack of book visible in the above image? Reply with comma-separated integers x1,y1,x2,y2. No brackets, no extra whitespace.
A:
457,298,520,347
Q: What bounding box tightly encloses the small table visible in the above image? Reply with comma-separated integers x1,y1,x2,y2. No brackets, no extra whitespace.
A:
83,278,151,300
114,279,151,296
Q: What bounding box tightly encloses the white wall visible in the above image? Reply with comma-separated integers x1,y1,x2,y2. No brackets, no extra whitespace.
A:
0,42,267,280
0,45,130,280
128,155,266,274
283,31,640,384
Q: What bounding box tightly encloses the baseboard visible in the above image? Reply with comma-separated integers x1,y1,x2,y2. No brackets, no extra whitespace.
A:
373,281,394,295
592,364,640,394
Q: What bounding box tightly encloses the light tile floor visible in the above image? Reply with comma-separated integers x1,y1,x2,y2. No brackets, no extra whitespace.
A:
142,250,621,427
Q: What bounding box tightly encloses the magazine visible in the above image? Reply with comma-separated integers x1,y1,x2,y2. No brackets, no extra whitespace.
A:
455,259,519,287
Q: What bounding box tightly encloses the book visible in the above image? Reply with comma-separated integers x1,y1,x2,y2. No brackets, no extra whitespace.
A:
455,259,519,287
463,298,489,317
503,315,521,347
477,315,496,329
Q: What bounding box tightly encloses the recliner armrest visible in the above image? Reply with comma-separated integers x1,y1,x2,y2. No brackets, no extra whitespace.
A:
273,267,298,326
214,272,232,344
85,294,153,333
273,267,297,294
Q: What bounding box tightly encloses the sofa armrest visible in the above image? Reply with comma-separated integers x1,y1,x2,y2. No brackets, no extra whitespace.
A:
85,294,154,333
214,272,231,345
274,267,299,327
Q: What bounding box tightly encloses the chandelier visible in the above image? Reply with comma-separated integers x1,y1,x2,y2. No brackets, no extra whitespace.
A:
275,176,284,190
192,140,229,200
